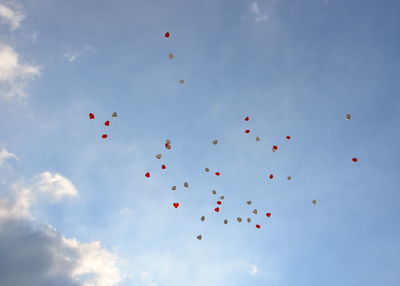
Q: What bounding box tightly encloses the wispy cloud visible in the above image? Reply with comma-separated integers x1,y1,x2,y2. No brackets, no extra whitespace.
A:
250,264,258,275
34,172,78,201
126,251,261,286
118,207,134,216
249,2,268,22
0,43,41,100
0,4,24,31
0,147,18,165
64,45,96,62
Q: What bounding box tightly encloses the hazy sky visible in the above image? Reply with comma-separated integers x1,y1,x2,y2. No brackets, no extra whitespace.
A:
1,0,400,285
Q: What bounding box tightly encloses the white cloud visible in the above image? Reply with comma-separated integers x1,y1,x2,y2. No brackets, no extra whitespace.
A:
64,45,96,62
34,172,78,201
0,4,24,31
64,238,122,286
250,264,258,275
0,171,78,219
0,154,123,285
249,2,268,22
118,207,133,216
0,147,18,165
0,43,41,100
0,215,123,286
0,184,31,219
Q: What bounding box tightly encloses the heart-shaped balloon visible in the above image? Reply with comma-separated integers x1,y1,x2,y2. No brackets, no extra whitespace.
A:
89,113,95,119
145,172,150,178
214,207,220,212
266,213,271,217
197,234,202,240
173,203,179,208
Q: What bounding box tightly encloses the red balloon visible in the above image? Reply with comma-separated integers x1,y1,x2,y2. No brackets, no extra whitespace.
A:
165,32,170,38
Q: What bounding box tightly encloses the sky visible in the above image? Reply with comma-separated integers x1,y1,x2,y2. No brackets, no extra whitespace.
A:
1,0,400,285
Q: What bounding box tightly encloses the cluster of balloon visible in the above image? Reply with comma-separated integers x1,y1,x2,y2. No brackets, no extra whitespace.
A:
194,114,296,238
144,113,298,240
143,32,364,240
88,112,117,139
85,32,362,242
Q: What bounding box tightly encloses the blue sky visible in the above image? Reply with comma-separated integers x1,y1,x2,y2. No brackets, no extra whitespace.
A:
1,0,400,285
